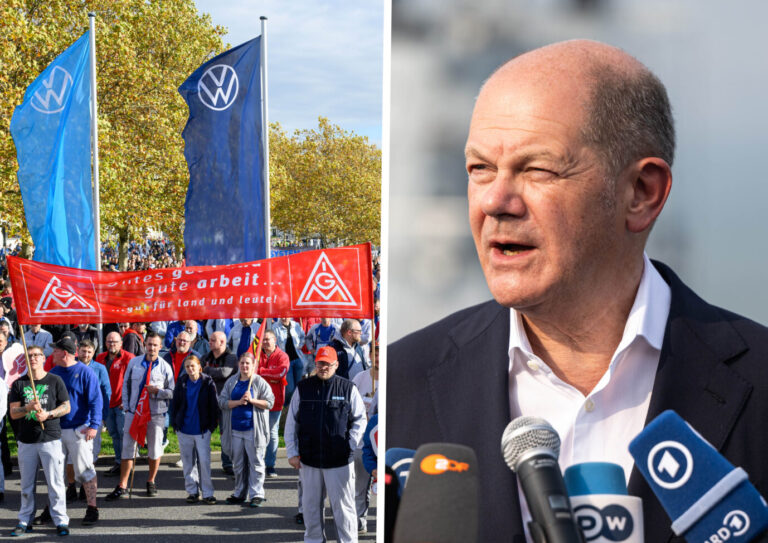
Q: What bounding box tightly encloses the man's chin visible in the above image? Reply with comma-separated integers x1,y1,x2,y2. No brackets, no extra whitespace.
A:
486,277,545,309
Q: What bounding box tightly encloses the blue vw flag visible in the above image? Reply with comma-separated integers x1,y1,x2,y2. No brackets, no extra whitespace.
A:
10,32,96,270
179,36,266,266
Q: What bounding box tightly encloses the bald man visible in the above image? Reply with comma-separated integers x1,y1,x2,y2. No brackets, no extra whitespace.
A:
387,40,768,542
95,332,134,475
201,330,237,474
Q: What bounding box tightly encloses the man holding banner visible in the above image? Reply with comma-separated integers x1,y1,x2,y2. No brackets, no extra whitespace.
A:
9,345,71,537
105,331,174,501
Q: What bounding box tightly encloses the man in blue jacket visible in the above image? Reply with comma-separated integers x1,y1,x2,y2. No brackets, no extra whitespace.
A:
43,336,102,526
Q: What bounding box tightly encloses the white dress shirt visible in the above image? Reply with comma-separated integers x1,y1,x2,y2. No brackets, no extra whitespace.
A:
509,254,671,541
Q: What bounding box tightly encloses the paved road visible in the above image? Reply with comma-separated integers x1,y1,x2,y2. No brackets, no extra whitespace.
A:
0,454,377,541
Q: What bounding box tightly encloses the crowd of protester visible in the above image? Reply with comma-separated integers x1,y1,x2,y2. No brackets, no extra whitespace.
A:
0,240,381,541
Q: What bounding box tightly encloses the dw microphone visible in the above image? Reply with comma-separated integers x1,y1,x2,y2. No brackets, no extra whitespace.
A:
564,462,644,543
501,416,584,543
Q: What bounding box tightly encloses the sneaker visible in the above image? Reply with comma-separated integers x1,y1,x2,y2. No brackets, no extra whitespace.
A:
249,497,265,508
33,506,52,525
104,486,127,501
202,496,217,505
265,467,278,478
222,466,234,476
186,493,200,503
78,486,86,501
358,520,368,534
146,481,158,497
10,523,32,536
174,459,183,468
226,494,245,504
66,483,77,503
56,524,70,536
295,513,304,525
82,506,99,526
104,464,121,476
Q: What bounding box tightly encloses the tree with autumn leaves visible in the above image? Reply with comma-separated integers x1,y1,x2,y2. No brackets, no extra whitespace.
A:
270,118,381,247
0,1,381,267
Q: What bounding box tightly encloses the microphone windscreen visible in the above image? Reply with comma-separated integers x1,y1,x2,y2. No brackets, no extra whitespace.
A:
629,410,768,542
393,443,479,543
386,447,415,496
565,462,644,543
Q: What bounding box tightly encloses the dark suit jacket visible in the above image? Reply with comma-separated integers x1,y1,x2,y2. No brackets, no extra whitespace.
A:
387,262,768,542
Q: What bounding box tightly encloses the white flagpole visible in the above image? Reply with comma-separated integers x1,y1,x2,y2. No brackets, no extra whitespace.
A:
88,13,101,270
260,16,270,259
88,13,103,342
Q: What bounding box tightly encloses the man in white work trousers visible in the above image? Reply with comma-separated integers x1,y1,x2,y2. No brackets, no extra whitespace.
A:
285,346,366,543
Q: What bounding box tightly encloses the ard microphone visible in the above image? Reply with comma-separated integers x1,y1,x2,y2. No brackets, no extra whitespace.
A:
392,443,479,543
384,448,414,543
501,416,584,543
564,462,644,543
629,410,768,542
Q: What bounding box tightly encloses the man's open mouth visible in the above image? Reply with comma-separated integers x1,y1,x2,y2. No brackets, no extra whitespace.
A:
493,242,534,256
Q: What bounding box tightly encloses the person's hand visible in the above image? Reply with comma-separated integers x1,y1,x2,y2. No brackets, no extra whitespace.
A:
28,400,42,413
288,456,301,469
372,468,377,479
36,410,50,422
146,385,159,395
242,389,253,405
81,427,98,441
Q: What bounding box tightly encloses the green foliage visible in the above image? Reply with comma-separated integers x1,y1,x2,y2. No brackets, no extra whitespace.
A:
270,118,382,247
0,4,381,257
0,0,226,250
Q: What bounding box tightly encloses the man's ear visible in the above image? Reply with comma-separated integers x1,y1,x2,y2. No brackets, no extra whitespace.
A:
624,157,672,233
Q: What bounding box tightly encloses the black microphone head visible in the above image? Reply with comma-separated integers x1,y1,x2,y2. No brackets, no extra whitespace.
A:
501,415,561,472
392,443,479,543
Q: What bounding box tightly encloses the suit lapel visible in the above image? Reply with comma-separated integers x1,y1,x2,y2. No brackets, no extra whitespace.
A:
629,263,752,543
426,302,526,540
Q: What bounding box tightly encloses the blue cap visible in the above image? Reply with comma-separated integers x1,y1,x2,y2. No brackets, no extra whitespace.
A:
564,462,627,496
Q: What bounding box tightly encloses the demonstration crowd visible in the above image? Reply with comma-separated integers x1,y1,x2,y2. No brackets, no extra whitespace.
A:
0,240,381,542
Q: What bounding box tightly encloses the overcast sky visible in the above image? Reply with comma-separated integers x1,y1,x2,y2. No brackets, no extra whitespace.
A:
193,0,384,146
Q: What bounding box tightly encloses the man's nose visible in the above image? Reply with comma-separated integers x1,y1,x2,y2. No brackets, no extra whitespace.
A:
480,171,526,218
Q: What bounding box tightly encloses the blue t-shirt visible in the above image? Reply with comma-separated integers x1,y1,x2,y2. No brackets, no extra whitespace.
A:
230,380,253,431
181,378,202,435
49,361,102,430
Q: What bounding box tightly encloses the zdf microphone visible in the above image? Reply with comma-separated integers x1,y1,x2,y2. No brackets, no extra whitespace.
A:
564,462,643,543
393,443,479,543
501,416,584,543
629,409,768,542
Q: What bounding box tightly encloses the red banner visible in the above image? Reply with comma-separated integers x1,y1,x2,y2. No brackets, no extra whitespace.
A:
8,244,373,325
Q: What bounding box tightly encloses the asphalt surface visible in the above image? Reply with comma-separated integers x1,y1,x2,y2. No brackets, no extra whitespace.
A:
0,453,378,541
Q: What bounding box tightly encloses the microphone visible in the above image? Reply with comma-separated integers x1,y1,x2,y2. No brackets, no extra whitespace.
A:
392,443,479,543
385,447,415,497
501,416,584,543
629,409,768,542
564,462,644,542
384,448,414,543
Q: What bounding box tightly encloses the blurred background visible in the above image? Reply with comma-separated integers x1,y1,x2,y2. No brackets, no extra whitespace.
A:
388,0,768,341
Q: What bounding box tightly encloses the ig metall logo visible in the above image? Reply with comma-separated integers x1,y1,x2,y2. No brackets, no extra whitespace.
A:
574,504,634,542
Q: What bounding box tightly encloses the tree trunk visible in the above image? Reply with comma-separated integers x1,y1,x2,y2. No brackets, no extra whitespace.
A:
118,227,129,271
20,239,33,259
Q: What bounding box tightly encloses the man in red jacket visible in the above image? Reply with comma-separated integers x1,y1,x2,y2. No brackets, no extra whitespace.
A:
257,330,289,478
95,332,134,475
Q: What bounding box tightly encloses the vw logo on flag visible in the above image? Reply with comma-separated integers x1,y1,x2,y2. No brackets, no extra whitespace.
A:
31,66,74,114
198,64,239,111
